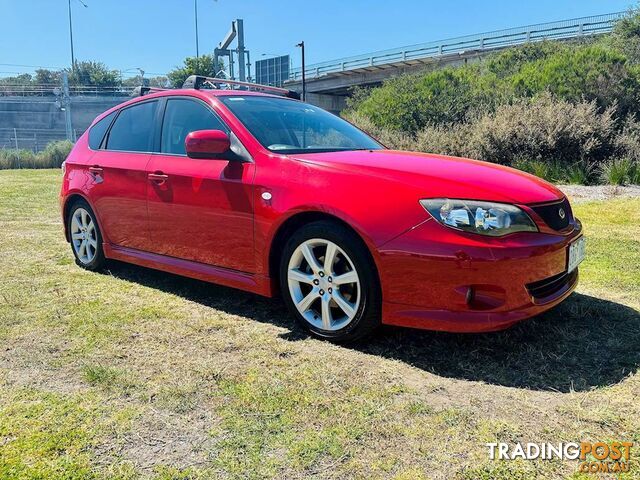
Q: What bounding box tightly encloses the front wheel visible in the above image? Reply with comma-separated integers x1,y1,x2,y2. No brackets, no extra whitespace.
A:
279,221,381,343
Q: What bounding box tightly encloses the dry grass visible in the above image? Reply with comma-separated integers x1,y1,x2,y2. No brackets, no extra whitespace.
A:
1,169,639,479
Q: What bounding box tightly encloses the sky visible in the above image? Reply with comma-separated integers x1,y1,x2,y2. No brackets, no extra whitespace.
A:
0,0,636,79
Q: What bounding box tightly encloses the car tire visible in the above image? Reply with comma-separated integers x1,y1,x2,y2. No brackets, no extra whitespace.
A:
67,199,106,271
280,220,381,343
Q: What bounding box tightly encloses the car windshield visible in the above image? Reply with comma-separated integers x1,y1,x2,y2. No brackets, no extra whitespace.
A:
219,95,383,154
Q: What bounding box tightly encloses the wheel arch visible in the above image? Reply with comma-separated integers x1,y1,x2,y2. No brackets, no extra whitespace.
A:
62,193,101,243
267,210,381,295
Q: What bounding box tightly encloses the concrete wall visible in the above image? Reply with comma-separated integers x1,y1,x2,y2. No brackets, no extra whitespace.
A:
0,96,129,151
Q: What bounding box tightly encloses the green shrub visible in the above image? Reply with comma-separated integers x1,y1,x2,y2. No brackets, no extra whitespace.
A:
349,65,500,134
564,162,593,185
614,116,640,162
414,122,472,158
511,159,556,182
0,140,73,170
38,140,73,167
608,7,640,65
632,162,640,184
484,41,567,77
396,94,615,171
342,111,417,150
471,94,616,168
349,94,618,184
599,157,638,185
348,36,640,133
510,45,639,115
0,149,36,169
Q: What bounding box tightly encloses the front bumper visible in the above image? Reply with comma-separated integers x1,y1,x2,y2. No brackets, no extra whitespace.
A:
378,217,582,332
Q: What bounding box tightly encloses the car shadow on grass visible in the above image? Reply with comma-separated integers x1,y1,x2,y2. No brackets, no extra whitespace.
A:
105,261,639,393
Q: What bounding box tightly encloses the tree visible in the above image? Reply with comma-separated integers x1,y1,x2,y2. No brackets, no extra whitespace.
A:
167,55,219,88
66,61,120,87
0,73,33,86
121,75,170,88
34,69,60,85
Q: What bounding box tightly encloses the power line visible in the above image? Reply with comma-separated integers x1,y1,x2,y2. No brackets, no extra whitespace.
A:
0,63,67,69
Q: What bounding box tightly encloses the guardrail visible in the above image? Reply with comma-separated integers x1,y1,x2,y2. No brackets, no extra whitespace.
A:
0,85,134,97
289,12,625,81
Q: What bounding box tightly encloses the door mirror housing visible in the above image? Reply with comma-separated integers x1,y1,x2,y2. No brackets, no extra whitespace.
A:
185,130,231,159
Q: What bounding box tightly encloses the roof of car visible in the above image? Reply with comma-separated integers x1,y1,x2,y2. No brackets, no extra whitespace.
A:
90,87,297,126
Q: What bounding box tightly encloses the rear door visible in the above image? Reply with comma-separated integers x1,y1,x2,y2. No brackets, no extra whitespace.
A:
145,96,255,272
88,100,159,251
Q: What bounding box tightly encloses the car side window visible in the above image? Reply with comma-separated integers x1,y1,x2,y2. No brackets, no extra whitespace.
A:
106,101,158,153
160,98,228,155
88,111,116,150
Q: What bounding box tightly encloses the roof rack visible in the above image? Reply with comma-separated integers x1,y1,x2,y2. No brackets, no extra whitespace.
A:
130,86,169,97
181,75,301,100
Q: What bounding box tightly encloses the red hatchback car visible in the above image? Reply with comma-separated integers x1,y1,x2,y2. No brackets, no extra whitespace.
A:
61,76,585,342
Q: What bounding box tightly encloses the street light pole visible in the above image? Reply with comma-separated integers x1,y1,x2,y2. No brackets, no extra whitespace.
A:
296,41,305,101
67,0,88,71
194,0,199,60
68,0,75,70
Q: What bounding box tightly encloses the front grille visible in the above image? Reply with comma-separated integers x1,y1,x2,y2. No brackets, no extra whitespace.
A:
526,269,578,302
530,198,573,231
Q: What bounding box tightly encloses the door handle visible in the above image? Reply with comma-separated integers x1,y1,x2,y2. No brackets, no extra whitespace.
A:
148,172,169,184
88,166,103,174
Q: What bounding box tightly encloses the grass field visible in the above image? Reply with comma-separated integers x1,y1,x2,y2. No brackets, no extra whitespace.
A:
1,169,639,480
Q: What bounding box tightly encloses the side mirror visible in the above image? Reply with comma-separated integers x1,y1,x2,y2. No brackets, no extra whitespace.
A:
185,129,231,159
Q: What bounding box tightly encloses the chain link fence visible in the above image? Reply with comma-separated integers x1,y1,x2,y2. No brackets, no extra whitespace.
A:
0,127,83,152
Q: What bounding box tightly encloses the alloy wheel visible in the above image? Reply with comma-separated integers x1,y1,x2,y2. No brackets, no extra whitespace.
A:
287,238,361,331
71,207,98,265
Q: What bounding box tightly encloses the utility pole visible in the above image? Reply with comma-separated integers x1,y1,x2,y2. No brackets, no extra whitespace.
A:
194,0,199,59
61,72,75,142
296,41,306,101
67,0,88,71
68,0,75,69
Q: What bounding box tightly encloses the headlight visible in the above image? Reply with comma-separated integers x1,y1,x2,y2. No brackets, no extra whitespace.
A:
420,198,538,236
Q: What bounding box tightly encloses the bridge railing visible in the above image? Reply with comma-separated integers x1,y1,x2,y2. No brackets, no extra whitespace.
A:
288,12,625,81
0,84,134,97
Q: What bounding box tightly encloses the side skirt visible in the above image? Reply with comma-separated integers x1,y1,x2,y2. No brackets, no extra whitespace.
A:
103,243,275,297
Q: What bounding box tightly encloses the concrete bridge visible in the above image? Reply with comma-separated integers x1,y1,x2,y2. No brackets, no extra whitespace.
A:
284,12,623,112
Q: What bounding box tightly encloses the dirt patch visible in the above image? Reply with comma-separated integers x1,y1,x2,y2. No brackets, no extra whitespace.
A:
557,184,640,203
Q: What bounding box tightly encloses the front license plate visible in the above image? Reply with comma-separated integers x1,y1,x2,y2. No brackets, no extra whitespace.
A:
568,236,586,273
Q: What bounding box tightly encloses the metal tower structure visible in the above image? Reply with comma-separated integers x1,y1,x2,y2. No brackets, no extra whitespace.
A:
214,19,251,82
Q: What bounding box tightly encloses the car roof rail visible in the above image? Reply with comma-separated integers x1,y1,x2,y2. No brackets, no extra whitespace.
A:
130,86,169,97
181,75,301,100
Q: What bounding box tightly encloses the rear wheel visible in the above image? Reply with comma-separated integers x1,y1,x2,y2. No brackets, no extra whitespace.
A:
280,221,381,343
67,199,106,271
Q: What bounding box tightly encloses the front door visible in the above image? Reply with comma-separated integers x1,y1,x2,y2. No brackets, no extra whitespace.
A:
146,97,255,272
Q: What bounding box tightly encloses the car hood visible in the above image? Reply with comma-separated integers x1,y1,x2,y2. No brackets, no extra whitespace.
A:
291,149,564,204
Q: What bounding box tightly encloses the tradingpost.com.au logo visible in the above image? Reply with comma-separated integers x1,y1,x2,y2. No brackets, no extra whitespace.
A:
487,442,634,474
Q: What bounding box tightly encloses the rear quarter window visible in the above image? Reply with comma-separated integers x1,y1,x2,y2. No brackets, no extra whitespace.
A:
88,111,116,150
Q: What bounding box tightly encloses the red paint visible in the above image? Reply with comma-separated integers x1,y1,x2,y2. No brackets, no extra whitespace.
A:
185,129,230,158
61,88,582,333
